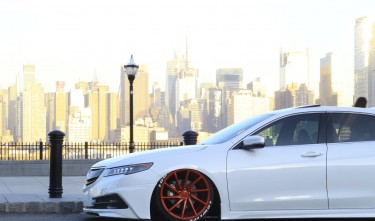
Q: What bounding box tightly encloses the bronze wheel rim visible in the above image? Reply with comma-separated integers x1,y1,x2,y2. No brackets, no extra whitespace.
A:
160,169,211,220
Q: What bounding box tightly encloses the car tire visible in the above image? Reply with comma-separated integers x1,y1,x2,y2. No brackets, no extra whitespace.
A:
154,169,214,221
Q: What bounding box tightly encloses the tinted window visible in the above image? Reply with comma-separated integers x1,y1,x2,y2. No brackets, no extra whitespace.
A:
254,113,320,146
328,113,375,143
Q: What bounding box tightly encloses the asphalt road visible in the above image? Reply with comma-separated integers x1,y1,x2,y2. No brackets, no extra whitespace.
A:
1,213,375,221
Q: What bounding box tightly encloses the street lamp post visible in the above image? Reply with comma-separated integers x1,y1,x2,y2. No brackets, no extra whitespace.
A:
125,55,139,153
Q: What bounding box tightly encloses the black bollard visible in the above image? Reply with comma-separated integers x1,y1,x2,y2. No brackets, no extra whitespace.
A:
182,131,199,145
48,130,65,198
354,97,367,108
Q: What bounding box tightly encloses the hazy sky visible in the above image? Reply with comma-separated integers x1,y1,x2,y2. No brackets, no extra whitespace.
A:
0,0,374,94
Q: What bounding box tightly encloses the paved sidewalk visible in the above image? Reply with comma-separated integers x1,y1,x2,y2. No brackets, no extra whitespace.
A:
0,176,86,214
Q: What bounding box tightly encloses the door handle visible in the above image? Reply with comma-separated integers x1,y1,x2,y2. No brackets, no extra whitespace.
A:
301,151,323,158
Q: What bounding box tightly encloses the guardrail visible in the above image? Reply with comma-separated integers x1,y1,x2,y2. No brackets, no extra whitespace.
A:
0,141,183,161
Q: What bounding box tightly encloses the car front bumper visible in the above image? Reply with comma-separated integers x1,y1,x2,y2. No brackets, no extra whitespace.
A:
83,169,160,219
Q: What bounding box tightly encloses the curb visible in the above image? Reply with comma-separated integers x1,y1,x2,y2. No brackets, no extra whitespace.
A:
0,201,83,214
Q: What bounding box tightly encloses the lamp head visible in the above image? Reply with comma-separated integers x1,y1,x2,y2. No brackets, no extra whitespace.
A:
124,55,139,80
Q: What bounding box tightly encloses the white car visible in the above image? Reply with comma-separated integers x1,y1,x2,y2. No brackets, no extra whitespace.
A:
83,105,375,220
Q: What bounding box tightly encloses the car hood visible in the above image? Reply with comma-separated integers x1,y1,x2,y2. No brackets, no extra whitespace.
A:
91,144,207,168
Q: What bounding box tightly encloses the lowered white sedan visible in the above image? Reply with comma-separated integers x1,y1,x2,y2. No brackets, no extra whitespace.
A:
83,105,375,220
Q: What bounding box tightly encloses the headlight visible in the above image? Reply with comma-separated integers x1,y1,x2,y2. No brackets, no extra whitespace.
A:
104,163,153,177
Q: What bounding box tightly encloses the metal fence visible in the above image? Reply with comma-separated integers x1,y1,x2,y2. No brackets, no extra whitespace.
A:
0,142,183,161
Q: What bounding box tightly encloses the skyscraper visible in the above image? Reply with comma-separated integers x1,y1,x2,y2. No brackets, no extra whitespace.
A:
0,90,7,138
318,53,338,106
166,52,195,124
45,92,55,133
67,88,92,143
227,90,270,125
85,81,109,142
279,48,310,90
45,82,69,134
165,58,179,124
274,83,298,110
216,68,243,92
200,83,224,131
205,87,226,133
178,99,202,133
151,82,162,108
368,22,375,107
55,82,68,132
7,85,17,139
354,16,373,101
247,77,267,98
227,90,244,125
67,108,92,143
178,68,199,102
107,92,119,142
166,50,198,133
295,83,315,107
20,65,46,142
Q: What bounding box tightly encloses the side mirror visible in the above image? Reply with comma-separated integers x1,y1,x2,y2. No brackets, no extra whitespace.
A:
241,135,265,150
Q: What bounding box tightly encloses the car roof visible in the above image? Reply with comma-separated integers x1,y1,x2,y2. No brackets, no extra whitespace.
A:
271,105,375,116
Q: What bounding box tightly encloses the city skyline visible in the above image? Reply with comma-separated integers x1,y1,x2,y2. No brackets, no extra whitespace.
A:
0,45,364,104
1,1,375,143
1,0,375,94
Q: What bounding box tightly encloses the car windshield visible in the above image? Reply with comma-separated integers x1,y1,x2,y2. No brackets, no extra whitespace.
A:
199,113,274,145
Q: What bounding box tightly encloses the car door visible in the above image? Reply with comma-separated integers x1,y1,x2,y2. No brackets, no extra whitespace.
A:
227,113,328,211
326,113,375,209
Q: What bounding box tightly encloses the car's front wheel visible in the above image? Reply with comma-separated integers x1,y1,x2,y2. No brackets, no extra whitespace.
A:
153,169,214,221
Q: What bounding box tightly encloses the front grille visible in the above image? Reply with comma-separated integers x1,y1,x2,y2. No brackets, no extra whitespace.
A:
88,194,128,209
85,167,105,186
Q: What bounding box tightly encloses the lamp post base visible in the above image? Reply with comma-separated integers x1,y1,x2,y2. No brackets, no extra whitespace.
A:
129,142,135,153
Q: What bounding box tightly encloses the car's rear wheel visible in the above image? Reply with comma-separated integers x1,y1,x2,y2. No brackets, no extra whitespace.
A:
154,169,214,221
